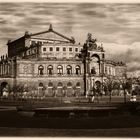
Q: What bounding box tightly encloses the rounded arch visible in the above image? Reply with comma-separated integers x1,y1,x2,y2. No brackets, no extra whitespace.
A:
0,82,8,96
57,65,63,69
67,82,72,87
38,65,44,69
39,82,44,87
1,82,8,87
47,65,53,75
91,54,100,61
95,80,101,84
48,65,53,69
67,82,73,97
66,65,72,75
57,65,63,75
76,82,81,87
67,65,72,68
38,65,44,75
57,82,63,87
95,80,101,89
90,54,100,75
38,82,45,96
48,82,53,87
76,65,80,68
75,65,81,75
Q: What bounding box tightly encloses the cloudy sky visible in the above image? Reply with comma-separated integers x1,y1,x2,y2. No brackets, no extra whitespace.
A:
0,3,140,72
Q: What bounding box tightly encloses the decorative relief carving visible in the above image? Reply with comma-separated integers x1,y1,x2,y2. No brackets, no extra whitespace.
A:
23,65,29,74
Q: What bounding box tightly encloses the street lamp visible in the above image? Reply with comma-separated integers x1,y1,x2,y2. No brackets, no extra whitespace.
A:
81,43,90,96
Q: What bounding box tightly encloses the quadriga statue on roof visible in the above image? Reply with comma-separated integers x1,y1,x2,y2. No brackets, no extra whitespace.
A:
86,33,97,50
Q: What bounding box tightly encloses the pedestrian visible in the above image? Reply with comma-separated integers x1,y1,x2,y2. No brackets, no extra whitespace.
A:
2,87,9,98
91,94,95,102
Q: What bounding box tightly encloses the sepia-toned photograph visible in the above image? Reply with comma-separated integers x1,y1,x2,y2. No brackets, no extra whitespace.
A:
0,0,140,138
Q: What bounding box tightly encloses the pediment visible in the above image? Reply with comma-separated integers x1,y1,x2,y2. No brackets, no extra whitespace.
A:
31,31,70,42
30,25,74,43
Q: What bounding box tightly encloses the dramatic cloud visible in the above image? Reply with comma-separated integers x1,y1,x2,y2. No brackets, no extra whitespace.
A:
103,42,140,72
0,3,140,72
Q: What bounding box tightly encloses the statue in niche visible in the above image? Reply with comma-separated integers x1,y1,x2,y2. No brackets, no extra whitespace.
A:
91,67,96,75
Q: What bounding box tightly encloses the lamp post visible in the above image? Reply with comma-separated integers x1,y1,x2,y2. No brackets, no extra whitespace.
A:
81,43,90,96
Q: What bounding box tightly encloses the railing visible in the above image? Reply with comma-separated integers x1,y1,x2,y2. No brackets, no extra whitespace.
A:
0,93,136,104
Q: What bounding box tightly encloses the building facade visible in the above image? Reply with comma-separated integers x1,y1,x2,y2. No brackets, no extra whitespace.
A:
0,25,127,97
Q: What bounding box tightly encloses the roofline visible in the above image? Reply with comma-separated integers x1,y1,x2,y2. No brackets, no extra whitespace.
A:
105,59,126,66
7,35,26,45
31,30,50,36
31,30,73,43
52,30,73,43
31,24,75,43
7,24,75,45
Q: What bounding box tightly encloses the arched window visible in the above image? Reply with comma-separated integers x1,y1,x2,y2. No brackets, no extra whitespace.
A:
57,82,63,87
57,65,63,75
38,65,44,75
48,82,53,87
1,82,9,96
95,81,101,91
39,83,44,87
91,55,100,75
38,83,44,96
47,65,53,75
67,65,72,75
76,82,81,87
75,65,81,75
67,82,72,87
